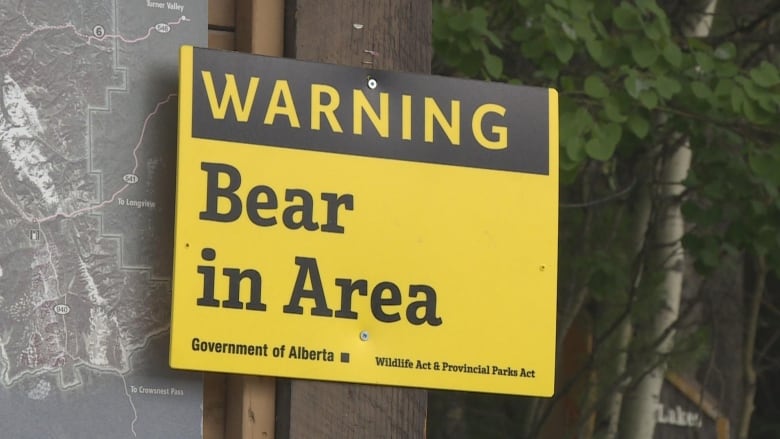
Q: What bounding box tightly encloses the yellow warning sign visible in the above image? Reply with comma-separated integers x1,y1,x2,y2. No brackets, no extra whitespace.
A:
170,46,559,396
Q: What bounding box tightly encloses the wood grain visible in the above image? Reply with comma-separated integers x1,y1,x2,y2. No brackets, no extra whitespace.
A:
278,2,431,436
208,30,235,50
209,0,236,28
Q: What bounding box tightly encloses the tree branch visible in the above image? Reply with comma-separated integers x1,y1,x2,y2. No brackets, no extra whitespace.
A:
738,252,767,439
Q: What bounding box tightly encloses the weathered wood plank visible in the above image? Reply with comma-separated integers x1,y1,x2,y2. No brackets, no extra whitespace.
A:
277,380,427,439
236,0,284,56
225,376,277,439
285,0,431,73
208,29,235,50
203,373,227,439
212,3,282,439
209,0,236,28
204,1,237,437
278,2,431,436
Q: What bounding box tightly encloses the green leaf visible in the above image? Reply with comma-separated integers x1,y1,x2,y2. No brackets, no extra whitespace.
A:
469,33,486,50
635,0,658,12
591,12,609,37
627,113,650,138
560,108,577,140
749,151,780,185
749,61,780,87
639,90,658,109
571,1,594,18
715,62,739,78
545,4,565,21
750,199,767,216
690,81,711,99
612,4,640,30
644,20,664,41
573,19,595,41
713,42,736,60
564,136,586,162
560,153,582,171
561,76,576,92
697,238,721,271
737,76,763,100
522,35,547,59
730,87,745,113
484,30,503,49
602,122,623,147
662,43,682,67
585,38,603,61
541,58,561,79
624,74,647,98
603,97,627,122
561,22,577,40
510,26,527,42
742,99,764,124
632,39,659,68
572,107,594,133
585,137,613,161
655,75,681,99
694,51,714,72
714,78,735,96
560,160,582,184
469,7,489,32
585,123,621,161
584,75,610,98
588,39,616,67
757,94,775,112
484,53,503,79
681,203,718,227
554,39,575,63
448,13,470,32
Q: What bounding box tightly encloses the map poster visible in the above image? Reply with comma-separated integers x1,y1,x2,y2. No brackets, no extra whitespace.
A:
0,1,205,437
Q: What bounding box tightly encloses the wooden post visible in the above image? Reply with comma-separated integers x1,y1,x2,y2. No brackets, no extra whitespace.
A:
205,6,238,439
205,1,432,437
225,376,277,439
284,0,431,73
227,2,285,438
205,2,284,439
208,0,236,50
236,0,284,56
275,1,431,438
203,374,228,439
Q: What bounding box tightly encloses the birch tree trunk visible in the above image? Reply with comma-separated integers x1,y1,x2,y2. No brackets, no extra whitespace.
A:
618,144,692,439
603,183,651,439
617,3,717,437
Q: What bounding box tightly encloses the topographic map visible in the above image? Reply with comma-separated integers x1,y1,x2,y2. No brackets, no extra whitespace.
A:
0,1,205,437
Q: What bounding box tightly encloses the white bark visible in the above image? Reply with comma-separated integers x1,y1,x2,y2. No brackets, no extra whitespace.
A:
619,144,691,439
604,183,652,439
618,3,717,438
604,320,633,439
